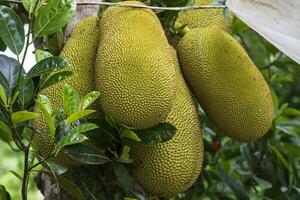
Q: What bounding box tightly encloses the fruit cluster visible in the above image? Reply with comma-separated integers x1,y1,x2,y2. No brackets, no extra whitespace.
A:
32,0,273,197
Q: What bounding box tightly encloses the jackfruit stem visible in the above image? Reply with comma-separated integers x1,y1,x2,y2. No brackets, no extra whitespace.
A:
174,21,191,38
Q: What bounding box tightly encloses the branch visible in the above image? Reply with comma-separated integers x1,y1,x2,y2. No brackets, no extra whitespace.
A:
4,0,227,11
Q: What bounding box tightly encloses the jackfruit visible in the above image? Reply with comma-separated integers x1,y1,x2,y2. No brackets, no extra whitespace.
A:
128,47,203,197
95,1,176,130
32,16,100,166
176,0,232,31
177,27,273,142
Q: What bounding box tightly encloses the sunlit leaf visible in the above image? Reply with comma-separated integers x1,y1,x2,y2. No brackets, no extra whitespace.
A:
34,0,76,38
63,84,80,116
120,127,141,142
56,123,98,152
65,143,109,165
66,110,96,126
22,0,39,16
81,91,100,110
27,56,69,78
41,70,74,90
0,84,7,107
0,5,24,55
11,111,38,125
37,94,56,138
35,49,53,62
9,170,22,181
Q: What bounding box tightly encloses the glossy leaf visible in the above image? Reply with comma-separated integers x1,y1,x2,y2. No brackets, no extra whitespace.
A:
56,123,98,152
47,161,67,175
66,110,96,126
0,120,12,143
11,111,38,125
112,162,134,194
34,0,76,38
0,5,24,55
81,91,100,110
120,127,141,142
35,49,53,62
37,94,56,138
65,143,109,165
0,55,20,94
18,77,34,105
0,84,7,106
63,84,80,116
41,70,74,90
137,123,177,145
27,56,69,78
0,185,11,200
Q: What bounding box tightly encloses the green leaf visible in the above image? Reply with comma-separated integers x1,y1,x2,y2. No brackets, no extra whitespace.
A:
0,121,12,143
27,56,69,78
47,161,67,175
105,113,117,128
282,107,300,117
22,127,32,143
81,91,100,110
269,144,292,173
34,0,76,38
65,143,109,165
218,167,249,200
0,55,20,94
0,185,11,200
11,111,38,125
63,84,80,116
35,49,53,62
0,37,6,51
9,170,22,181
0,84,7,107
0,5,25,55
41,70,74,90
56,123,98,152
120,127,141,142
112,162,134,194
137,123,177,145
37,94,56,138
253,176,272,190
66,110,96,126
278,120,300,127
18,77,34,105
44,28,65,55
0,102,10,123
118,145,133,164
271,89,279,112
22,0,39,16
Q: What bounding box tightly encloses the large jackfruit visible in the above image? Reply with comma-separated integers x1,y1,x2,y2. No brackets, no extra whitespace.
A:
128,48,203,197
95,1,176,130
32,16,100,166
177,27,273,142
176,0,232,31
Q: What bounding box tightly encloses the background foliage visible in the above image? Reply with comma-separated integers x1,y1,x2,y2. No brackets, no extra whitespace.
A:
0,0,299,200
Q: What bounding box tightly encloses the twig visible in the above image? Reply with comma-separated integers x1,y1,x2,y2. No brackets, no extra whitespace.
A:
4,0,227,10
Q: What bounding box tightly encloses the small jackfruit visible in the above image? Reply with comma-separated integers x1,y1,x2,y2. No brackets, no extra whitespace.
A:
176,0,232,31
32,16,100,166
177,27,273,142
128,47,203,197
95,1,176,130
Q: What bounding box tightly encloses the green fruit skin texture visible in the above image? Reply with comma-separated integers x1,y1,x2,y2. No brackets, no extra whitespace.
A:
128,48,204,197
32,16,100,166
178,27,273,142
95,1,176,130
176,0,232,31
